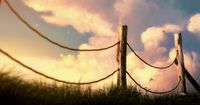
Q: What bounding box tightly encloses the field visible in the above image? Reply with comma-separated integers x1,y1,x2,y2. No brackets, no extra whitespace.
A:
0,71,200,105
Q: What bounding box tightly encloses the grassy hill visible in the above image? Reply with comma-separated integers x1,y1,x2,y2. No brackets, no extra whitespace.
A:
0,71,200,105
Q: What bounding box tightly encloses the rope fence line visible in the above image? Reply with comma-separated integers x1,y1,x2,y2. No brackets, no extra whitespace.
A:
0,48,119,85
3,0,175,67
1,0,183,93
4,0,119,52
127,42,175,69
126,71,181,94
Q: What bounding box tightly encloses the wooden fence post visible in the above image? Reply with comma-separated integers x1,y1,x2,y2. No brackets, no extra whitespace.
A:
174,33,186,94
117,25,128,88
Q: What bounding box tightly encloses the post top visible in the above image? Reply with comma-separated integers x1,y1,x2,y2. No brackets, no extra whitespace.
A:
174,33,182,40
175,33,181,36
174,33,182,46
122,25,128,30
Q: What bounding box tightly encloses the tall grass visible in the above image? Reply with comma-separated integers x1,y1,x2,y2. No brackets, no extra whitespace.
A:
0,71,200,105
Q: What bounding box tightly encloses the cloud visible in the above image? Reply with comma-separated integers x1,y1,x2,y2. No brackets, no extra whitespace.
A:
141,27,166,48
141,24,181,51
22,0,115,37
188,13,200,34
163,24,182,33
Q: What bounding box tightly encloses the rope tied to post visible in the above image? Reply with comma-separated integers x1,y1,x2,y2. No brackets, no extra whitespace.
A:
0,48,119,85
126,71,181,94
127,42,176,69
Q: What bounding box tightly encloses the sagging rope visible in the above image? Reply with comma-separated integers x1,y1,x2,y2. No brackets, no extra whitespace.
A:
4,0,119,52
126,71,181,94
127,42,175,69
0,48,119,85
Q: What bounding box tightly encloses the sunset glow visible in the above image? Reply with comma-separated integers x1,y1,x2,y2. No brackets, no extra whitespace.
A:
0,0,200,91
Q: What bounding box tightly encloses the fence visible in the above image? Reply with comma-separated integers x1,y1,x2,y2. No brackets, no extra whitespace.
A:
0,0,200,94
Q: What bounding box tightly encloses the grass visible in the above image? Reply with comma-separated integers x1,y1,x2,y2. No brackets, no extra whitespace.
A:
0,71,200,105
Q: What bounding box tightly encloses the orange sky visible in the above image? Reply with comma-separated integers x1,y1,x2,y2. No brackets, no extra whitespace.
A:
0,0,200,91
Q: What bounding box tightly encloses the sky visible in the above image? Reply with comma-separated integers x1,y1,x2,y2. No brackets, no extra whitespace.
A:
0,0,200,92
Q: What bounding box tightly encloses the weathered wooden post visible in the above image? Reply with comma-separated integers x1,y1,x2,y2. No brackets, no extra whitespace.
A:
117,25,128,88
174,33,187,94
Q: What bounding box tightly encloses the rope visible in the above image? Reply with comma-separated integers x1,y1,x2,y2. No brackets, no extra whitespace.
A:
4,0,119,51
0,48,119,85
126,71,181,94
127,43,175,69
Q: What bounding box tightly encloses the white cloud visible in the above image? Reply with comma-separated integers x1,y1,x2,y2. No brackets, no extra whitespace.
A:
163,24,182,33
141,24,182,50
188,13,200,34
23,0,115,36
141,27,166,48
